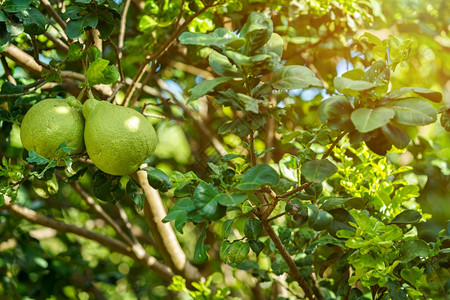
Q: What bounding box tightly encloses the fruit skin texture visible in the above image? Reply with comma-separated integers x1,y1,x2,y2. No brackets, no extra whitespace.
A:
20,97,85,159
82,99,157,176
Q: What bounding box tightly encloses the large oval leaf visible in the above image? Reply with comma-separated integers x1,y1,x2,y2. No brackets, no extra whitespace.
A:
388,87,442,103
301,159,337,183
351,107,394,133
381,124,410,149
271,65,322,90
388,99,437,125
318,96,353,123
334,77,376,96
236,164,280,191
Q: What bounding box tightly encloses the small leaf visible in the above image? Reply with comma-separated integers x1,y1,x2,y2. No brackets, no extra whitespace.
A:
193,226,210,264
334,77,376,96
126,179,145,210
307,204,334,231
327,208,355,238
68,42,84,61
222,219,234,237
92,171,124,203
179,28,239,47
22,7,46,35
391,210,421,224
351,107,395,133
399,239,430,262
193,182,226,221
209,51,240,77
301,159,337,183
86,59,110,86
249,239,265,256
26,150,49,165
236,164,280,191
388,87,442,103
227,241,250,265
271,65,322,90
217,193,247,206
145,168,172,192
388,99,437,126
244,218,263,240
401,266,422,285
187,77,231,103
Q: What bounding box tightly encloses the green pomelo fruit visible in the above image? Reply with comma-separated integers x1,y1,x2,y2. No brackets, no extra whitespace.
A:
82,99,157,176
20,97,85,159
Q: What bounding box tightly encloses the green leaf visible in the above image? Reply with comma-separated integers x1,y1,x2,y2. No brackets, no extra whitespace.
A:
388,87,442,103
86,59,109,85
138,15,157,32
126,179,145,210
401,266,422,285
441,106,450,131
390,210,421,224
237,93,262,114
222,219,234,237
381,124,410,149
227,241,250,265
193,182,226,221
187,77,231,103
244,218,263,240
209,51,240,77
386,279,408,300
334,77,376,96
351,107,395,133
399,239,430,262
68,42,84,61
22,7,46,35
306,204,334,231
301,159,337,183
193,226,210,264
145,168,172,192
66,14,99,39
86,59,119,86
388,99,437,126
2,0,31,12
26,150,49,165
216,193,247,206
265,33,284,57
271,65,322,90
179,28,239,47
327,208,356,238
240,12,273,54
92,171,124,203
360,32,386,60
318,96,353,123
220,240,232,262
249,239,265,256
235,164,280,191
162,198,195,233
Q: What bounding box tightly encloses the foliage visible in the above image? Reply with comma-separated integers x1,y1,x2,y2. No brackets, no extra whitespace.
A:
0,0,449,299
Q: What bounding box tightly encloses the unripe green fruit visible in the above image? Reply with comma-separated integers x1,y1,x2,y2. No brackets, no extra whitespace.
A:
20,97,85,159
82,99,157,176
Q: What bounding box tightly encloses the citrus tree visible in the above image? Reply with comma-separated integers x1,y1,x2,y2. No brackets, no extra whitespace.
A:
1,0,449,299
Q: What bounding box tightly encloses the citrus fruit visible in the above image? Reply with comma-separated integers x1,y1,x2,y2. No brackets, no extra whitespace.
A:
20,97,85,159
82,99,157,176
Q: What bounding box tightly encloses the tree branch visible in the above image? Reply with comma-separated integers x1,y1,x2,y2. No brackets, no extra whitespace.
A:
133,170,202,283
261,219,317,299
4,200,173,281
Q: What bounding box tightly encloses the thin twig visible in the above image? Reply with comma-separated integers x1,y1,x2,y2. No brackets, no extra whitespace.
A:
40,0,67,30
123,2,216,107
44,32,69,52
118,0,132,61
115,202,140,245
106,82,124,103
0,80,47,98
